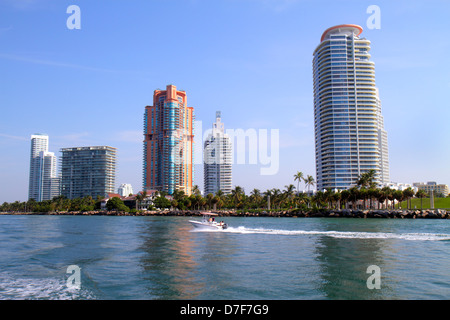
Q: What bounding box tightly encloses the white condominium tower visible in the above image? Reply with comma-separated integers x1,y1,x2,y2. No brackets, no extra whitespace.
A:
203,111,232,195
118,183,134,197
313,24,389,191
28,134,59,201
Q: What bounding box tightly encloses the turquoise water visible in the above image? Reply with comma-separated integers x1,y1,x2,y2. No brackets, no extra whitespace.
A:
0,215,448,300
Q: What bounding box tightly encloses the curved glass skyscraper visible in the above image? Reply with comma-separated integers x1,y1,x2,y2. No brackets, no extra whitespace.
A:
313,24,389,191
28,134,59,202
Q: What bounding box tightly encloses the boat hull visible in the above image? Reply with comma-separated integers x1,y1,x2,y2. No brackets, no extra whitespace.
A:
189,220,227,230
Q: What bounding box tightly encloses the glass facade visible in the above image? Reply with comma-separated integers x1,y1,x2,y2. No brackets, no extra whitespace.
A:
28,134,60,202
143,85,194,195
313,25,389,191
60,146,116,199
204,111,232,195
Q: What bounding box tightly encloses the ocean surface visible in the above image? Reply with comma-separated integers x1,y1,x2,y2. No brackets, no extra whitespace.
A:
0,215,449,300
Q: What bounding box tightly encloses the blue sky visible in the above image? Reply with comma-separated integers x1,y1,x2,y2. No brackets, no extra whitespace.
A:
1,0,449,203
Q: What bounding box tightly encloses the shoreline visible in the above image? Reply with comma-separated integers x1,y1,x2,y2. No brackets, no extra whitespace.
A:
1,208,449,219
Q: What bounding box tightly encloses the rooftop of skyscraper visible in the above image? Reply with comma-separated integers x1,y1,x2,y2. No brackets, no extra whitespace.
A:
320,24,363,42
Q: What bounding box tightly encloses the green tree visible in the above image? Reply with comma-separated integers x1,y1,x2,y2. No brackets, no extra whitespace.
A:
106,197,129,212
206,193,214,209
263,189,273,210
284,184,296,203
403,187,415,210
80,195,95,212
349,186,360,209
294,192,308,209
231,186,244,209
393,190,404,209
415,189,427,210
294,171,304,194
153,196,171,209
192,185,201,196
250,188,262,209
271,188,281,209
340,189,350,209
305,175,315,194
356,169,377,189
380,186,393,209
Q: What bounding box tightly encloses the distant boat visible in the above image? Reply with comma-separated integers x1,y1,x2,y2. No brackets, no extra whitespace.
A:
189,212,228,230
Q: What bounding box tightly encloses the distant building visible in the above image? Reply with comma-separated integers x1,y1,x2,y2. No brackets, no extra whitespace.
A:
413,182,449,196
118,183,133,197
203,111,232,195
60,146,117,199
28,134,60,201
383,182,417,193
143,84,194,195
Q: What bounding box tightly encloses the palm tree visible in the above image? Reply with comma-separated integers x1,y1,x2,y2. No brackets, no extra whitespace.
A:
135,193,143,211
356,169,377,189
403,187,415,210
284,184,296,207
263,189,273,210
271,188,281,209
216,189,224,199
231,186,244,209
192,185,201,196
368,188,380,209
313,191,325,208
324,188,334,209
332,191,341,209
393,190,404,209
349,186,360,209
305,175,315,194
212,195,220,210
294,171,304,194
415,189,427,210
189,194,198,210
206,193,214,209
198,196,206,210
380,186,393,209
340,189,350,209
215,190,225,208
173,189,185,201
294,192,308,208
250,188,262,208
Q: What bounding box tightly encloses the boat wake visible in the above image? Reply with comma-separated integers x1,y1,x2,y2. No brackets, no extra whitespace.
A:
193,226,450,241
0,271,97,300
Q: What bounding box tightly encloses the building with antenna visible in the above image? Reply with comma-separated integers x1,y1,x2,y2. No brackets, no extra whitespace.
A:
204,111,232,195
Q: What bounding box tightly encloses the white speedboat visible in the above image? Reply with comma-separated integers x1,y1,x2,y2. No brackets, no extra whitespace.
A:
189,212,228,230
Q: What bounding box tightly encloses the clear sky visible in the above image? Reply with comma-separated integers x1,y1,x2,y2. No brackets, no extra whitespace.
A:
1,0,449,203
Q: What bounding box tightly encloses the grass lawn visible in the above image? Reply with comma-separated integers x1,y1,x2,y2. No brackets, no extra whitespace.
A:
399,197,450,209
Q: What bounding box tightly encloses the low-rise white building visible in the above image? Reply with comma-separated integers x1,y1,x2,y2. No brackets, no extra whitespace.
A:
382,182,417,193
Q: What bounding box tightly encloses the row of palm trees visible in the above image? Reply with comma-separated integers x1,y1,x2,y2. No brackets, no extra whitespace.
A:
0,195,100,213
163,170,428,211
0,170,434,213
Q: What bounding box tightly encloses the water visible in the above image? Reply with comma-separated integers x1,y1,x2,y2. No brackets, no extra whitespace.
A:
0,215,448,300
